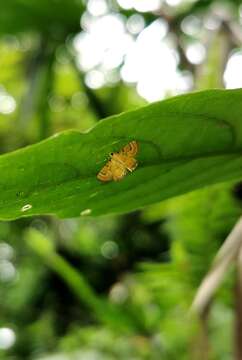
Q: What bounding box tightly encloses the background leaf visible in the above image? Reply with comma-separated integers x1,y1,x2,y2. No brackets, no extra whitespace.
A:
1,88,242,220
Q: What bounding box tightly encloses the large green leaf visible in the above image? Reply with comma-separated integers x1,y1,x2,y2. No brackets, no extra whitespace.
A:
1,89,242,220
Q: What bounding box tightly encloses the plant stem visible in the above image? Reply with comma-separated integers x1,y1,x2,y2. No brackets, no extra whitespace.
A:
234,247,242,359
191,217,242,315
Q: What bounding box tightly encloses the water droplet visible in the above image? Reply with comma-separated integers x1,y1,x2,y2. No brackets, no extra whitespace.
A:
21,204,32,212
80,208,92,216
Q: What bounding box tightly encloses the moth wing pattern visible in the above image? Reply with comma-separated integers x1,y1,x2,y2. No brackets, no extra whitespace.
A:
123,157,138,172
111,161,127,181
97,160,113,182
120,140,139,157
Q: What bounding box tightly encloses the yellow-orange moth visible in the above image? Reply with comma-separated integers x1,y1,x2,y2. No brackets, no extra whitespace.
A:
97,140,139,182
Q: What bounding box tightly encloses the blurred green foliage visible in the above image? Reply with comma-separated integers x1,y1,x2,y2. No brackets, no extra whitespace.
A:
0,0,242,359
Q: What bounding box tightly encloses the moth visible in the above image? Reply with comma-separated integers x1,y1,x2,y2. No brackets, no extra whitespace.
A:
97,140,139,182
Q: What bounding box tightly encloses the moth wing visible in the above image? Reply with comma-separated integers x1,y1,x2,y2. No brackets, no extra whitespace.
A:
120,141,138,157
123,157,138,172
111,161,127,181
97,160,113,182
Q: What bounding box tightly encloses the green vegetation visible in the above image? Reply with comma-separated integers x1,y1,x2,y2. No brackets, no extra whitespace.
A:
1,89,242,220
0,0,242,359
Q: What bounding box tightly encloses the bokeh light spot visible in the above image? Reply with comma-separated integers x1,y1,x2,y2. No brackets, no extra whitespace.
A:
0,328,16,350
101,241,119,259
117,0,133,10
0,260,16,282
85,70,105,89
186,43,206,65
0,243,14,260
109,282,129,303
87,0,108,16
0,94,16,114
224,51,242,88
126,14,145,34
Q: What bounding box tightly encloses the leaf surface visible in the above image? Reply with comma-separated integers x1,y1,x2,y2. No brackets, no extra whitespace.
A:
1,89,242,220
